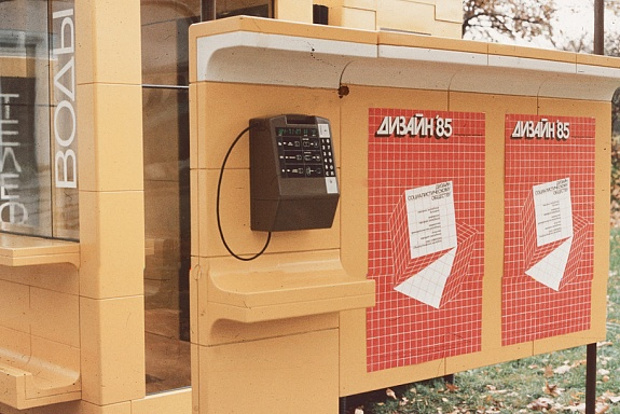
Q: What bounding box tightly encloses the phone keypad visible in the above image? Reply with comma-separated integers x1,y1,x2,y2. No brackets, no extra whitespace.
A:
276,127,335,178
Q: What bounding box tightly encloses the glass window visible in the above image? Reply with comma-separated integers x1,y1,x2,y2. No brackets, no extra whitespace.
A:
142,86,192,393
141,0,273,395
141,0,199,394
202,0,274,20
0,0,77,240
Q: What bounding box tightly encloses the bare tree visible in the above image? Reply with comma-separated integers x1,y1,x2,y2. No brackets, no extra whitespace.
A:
603,1,620,57
462,0,620,131
463,0,556,41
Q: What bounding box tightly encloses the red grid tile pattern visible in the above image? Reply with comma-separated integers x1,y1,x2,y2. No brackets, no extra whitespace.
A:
367,108,485,372
560,215,590,290
502,115,595,346
442,222,478,306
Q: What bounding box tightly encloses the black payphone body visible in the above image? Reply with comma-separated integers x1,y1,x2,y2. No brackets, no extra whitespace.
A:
250,114,339,232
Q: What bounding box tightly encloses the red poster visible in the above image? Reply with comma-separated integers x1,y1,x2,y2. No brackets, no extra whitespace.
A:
367,108,485,372
503,115,595,346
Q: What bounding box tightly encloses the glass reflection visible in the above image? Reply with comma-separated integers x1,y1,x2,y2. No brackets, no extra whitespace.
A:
141,0,200,86
202,0,273,20
143,86,191,393
216,0,272,18
141,0,197,394
0,0,52,237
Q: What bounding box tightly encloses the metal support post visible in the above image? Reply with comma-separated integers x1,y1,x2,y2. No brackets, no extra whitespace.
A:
594,0,605,55
586,343,597,414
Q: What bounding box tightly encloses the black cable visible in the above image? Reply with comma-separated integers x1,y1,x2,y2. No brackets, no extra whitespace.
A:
216,124,272,261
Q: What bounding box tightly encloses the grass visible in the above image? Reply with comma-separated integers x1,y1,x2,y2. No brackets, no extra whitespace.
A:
358,229,620,414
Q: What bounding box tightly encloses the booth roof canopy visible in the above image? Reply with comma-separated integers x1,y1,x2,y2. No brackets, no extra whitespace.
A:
190,16,620,101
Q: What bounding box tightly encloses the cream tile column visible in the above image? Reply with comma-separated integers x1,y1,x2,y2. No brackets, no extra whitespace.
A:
275,0,313,22
75,0,145,408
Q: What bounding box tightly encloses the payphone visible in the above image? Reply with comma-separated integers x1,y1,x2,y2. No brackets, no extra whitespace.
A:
249,114,339,232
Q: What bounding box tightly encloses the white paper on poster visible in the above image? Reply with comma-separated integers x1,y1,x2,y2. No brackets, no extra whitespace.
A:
405,181,457,259
533,178,573,247
394,247,457,308
526,237,572,291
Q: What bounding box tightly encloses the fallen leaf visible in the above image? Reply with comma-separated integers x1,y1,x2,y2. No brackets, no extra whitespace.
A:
567,403,586,412
386,388,397,400
543,381,563,397
527,397,554,411
598,368,610,376
446,383,459,393
554,364,572,375
570,391,583,401
602,391,620,404
596,403,610,413
544,365,554,377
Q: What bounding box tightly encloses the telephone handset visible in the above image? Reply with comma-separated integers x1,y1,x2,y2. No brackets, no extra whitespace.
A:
250,114,340,231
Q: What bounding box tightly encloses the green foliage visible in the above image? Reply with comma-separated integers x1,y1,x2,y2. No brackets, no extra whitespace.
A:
613,88,620,136
610,229,620,279
612,131,620,225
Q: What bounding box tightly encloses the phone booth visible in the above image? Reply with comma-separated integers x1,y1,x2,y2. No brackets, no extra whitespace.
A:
0,2,617,414
189,15,617,414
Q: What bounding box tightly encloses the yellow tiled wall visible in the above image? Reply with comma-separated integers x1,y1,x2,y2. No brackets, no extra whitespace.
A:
318,0,462,36
0,264,81,412
277,0,314,22
0,265,80,368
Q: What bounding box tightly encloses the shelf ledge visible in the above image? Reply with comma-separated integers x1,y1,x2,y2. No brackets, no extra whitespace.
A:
0,352,81,410
0,233,80,268
206,250,375,323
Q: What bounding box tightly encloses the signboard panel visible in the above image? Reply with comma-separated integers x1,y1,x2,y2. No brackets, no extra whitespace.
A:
367,108,485,372
503,115,596,345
